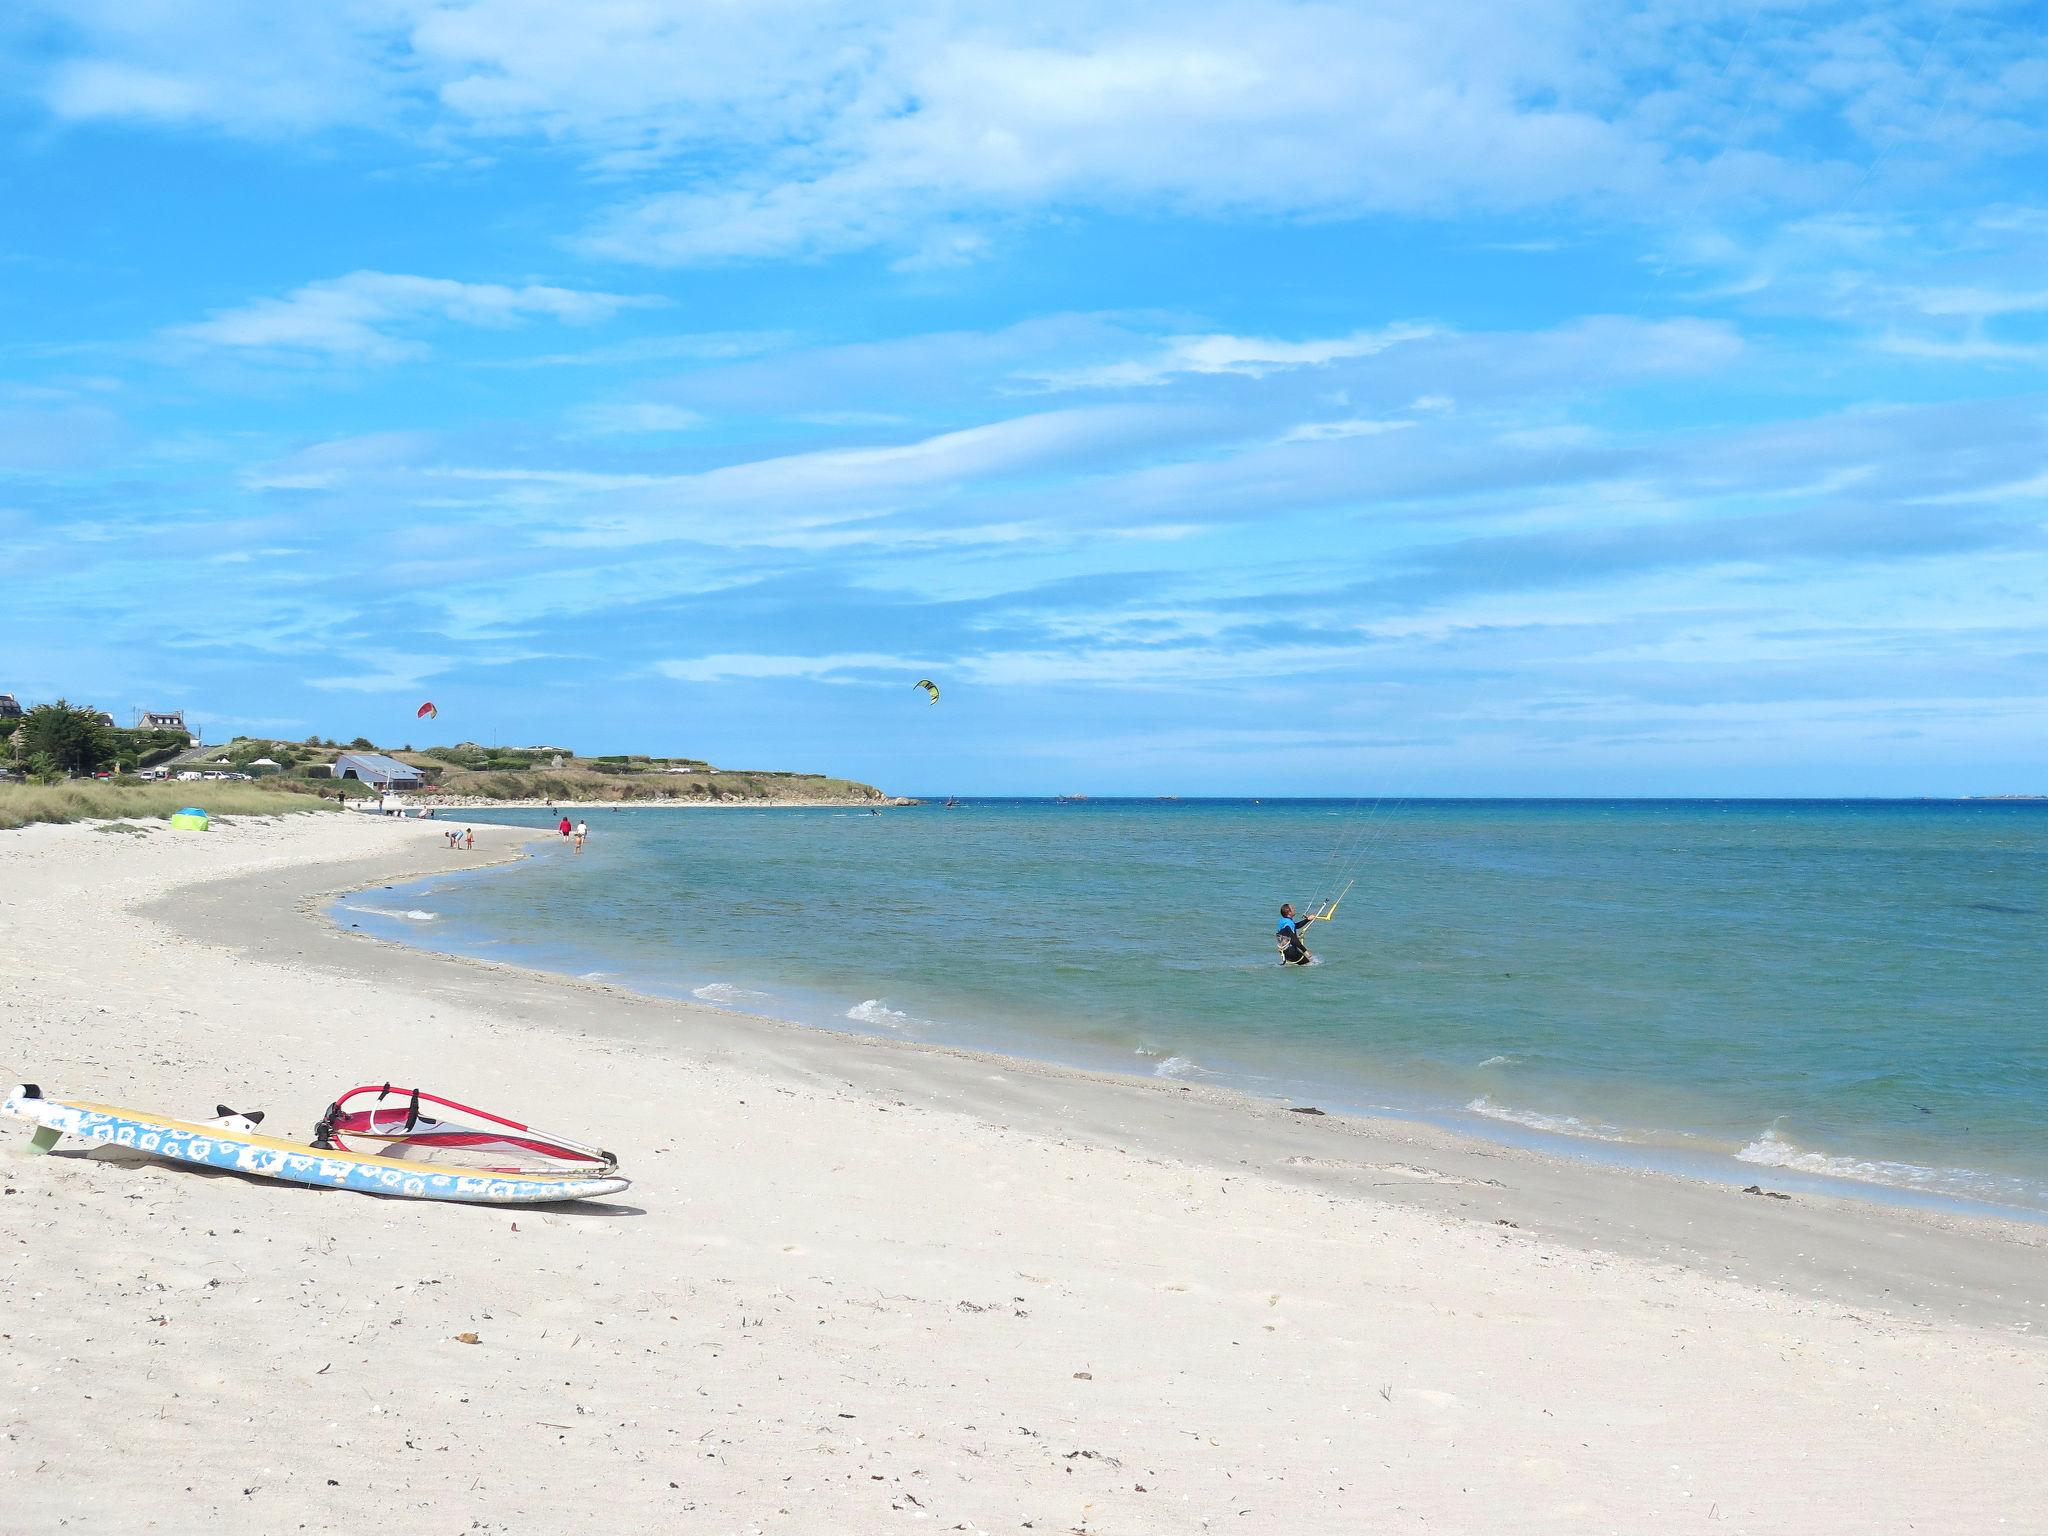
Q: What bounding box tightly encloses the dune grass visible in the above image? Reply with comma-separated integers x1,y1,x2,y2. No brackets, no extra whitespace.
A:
0,780,341,831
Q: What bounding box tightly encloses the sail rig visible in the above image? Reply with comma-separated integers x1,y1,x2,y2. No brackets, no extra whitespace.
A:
314,1084,617,1176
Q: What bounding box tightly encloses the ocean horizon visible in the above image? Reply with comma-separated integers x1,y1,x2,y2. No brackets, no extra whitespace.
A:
338,797,2048,1219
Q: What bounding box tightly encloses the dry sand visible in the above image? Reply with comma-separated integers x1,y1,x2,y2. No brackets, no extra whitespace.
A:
1,815,2043,1534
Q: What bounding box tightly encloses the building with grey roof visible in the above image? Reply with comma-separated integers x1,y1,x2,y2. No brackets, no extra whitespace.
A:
333,752,426,791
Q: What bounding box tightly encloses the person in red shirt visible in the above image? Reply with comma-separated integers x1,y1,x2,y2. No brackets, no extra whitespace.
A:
558,815,572,837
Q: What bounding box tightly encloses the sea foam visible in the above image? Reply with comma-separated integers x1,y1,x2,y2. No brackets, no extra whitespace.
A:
1464,1095,1627,1143
1736,1128,1947,1192
846,999,912,1027
693,982,768,1006
352,906,438,922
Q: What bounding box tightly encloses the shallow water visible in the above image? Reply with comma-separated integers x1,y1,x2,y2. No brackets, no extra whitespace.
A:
339,800,2048,1215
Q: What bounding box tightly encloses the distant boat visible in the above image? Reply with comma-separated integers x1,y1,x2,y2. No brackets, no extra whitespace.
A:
943,796,960,808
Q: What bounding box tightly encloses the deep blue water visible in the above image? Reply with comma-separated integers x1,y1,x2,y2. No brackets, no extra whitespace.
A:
337,799,2048,1216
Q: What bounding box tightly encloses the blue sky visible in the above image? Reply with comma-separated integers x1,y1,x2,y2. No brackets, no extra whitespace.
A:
3,2,2045,795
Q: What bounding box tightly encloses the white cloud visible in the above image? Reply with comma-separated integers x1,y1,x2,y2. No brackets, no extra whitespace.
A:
31,4,2040,265
1023,324,1434,391
566,401,705,436
655,652,924,684
436,405,1187,546
1281,417,1417,443
307,656,453,693
165,271,660,362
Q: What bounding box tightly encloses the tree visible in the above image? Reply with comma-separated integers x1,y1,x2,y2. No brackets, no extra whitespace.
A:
14,701,114,777
348,736,374,750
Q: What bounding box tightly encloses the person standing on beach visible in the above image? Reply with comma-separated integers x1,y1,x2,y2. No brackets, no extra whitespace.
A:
559,814,572,838
1275,903,1319,966
575,819,588,852
464,828,475,851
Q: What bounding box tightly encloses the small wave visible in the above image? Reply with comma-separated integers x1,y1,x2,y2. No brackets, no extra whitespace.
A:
1477,1054,1521,1068
693,982,769,1005
352,906,438,922
846,999,912,1027
1737,1128,1947,1192
1153,1055,1215,1080
1464,1095,1627,1143
1735,1128,2047,1209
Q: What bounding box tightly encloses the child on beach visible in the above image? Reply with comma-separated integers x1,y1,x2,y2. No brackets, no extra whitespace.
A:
465,829,474,850
574,820,588,851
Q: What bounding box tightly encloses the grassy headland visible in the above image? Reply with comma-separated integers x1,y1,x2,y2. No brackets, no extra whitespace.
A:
175,739,889,806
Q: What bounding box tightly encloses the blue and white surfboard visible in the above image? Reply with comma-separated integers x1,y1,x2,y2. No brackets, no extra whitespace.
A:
3,1089,630,1205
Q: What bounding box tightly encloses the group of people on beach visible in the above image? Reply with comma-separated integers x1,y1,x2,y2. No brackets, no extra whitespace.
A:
444,828,474,852
558,814,588,852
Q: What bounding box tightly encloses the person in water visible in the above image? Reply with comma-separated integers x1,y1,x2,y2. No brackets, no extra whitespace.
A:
1275,902,1320,966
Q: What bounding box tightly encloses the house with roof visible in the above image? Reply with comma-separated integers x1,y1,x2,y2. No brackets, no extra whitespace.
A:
332,752,426,792
0,694,23,720
136,709,198,746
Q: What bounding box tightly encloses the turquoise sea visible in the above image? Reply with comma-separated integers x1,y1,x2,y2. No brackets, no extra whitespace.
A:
337,800,2048,1218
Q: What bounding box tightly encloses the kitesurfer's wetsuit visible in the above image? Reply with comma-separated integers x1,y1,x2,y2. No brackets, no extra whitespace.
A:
1276,912,1317,966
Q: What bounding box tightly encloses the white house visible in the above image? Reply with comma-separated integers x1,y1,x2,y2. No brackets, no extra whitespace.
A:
138,710,198,746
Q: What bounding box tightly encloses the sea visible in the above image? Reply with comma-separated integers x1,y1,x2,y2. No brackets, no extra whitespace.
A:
335,799,2048,1220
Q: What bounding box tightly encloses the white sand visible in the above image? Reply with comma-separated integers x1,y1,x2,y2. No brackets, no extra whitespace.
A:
1,815,2042,1534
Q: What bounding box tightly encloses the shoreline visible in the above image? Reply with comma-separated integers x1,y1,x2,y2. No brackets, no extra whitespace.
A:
4,814,2044,1531
215,828,2044,1328
341,831,2048,1233
396,796,910,811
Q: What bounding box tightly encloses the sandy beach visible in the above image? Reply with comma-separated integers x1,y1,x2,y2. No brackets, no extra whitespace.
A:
2,814,2043,1534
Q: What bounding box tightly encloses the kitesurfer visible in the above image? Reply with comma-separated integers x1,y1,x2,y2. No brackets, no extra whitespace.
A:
1275,903,1319,966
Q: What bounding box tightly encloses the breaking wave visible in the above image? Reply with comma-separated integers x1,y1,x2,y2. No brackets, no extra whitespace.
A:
1464,1096,1628,1143
1152,1055,1214,1080
1731,1127,2032,1206
693,982,769,1006
1476,1054,1521,1068
352,906,438,922
846,999,913,1028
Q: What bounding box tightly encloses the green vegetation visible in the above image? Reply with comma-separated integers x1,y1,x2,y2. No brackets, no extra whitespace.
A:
8,701,114,779
0,716,883,808
108,727,197,769
0,780,339,831
426,766,881,802
1,706,192,779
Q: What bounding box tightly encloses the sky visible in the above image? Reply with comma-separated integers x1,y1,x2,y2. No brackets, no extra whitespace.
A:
2,1,2045,796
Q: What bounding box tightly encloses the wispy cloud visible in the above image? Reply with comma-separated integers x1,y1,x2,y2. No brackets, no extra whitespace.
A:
1022,325,1434,391
165,271,661,363
307,658,454,694
565,401,705,436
